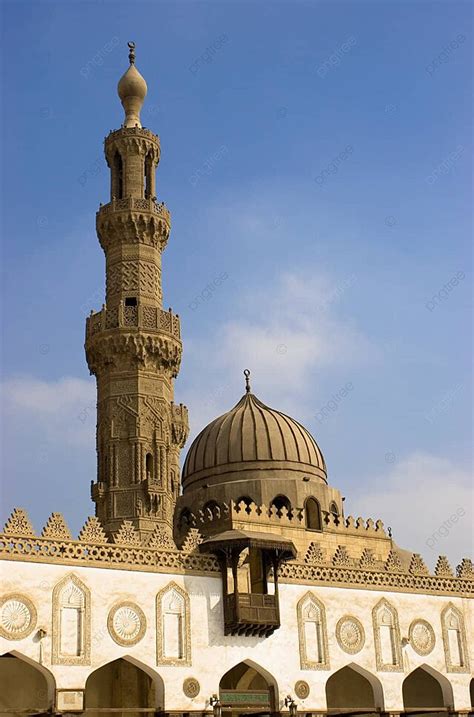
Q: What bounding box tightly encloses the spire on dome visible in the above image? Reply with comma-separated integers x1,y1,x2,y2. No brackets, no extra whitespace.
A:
244,369,251,394
117,41,148,128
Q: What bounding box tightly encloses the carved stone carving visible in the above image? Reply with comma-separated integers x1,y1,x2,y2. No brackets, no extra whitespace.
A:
107,602,146,646
294,680,310,699
42,512,72,540
409,619,435,656
435,555,454,577
297,591,329,670
372,598,402,672
305,542,325,565
52,574,91,666
336,615,365,654
156,582,191,666
78,516,109,543
409,553,429,575
3,508,35,536
183,677,200,698
441,602,470,673
0,594,37,640
180,528,203,554
114,520,141,546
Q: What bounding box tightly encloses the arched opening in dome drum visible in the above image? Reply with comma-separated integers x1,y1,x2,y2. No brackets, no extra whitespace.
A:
235,495,254,513
145,452,154,481
269,494,292,518
329,501,340,524
305,497,322,530
203,500,220,519
112,151,123,199
178,507,192,531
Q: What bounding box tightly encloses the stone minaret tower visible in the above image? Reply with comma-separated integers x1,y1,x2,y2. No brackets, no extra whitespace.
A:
85,43,188,541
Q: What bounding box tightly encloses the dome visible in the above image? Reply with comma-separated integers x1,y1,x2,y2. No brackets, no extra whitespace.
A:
182,391,327,491
117,42,147,128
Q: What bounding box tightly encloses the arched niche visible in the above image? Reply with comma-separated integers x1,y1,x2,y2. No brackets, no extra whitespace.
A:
0,651,55,713
219,659,278,711
470,677,474,708
326,663,384,711
52,573,91,665
403,665,453,711
305,497,322,530
85,656,164,712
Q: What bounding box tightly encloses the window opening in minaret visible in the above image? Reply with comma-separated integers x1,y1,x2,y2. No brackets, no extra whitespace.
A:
145,453,154,481
113,151,123,199
125,297,137,306
144,152,153,199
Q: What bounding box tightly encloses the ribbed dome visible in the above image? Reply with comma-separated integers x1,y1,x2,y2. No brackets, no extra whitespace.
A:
182,392,327,490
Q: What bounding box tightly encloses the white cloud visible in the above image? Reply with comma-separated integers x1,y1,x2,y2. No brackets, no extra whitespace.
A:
350,452,473,569
2,376,96,449
182,269,376,439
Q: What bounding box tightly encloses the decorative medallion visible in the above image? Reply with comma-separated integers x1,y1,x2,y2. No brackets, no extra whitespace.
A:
409,619,435,656
183,677,200,698
0,594,37,640
295,680,310,699
336,615,365,654
107,602,146,646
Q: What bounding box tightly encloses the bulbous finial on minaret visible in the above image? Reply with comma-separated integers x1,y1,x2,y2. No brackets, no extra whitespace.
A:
117,41,147,128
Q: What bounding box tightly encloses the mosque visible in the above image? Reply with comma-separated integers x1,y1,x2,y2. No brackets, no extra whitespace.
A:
0,43,473,717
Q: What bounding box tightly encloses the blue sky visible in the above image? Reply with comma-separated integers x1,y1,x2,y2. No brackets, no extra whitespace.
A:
1,0,472,567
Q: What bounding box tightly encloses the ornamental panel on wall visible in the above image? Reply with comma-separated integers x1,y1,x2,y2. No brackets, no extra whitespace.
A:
408,619,435,656
0,593,37,640
372,598,402,672
297,591,329,670
52,574,91,665
156,582,191,666
107,601,146,647
441,602,470,673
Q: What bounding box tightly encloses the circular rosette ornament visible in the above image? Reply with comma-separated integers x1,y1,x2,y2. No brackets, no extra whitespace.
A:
295,680,310,699
0,594,37,640
107,602,146,646
183,677,200,698
336,615,365,654
409,619,435,656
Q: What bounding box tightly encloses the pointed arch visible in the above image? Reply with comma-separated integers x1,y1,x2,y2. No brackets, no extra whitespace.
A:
297,591,329,670
372,597,402,671
52,572,91,665
85,656,164,711
219,659,278,710
326,663,384,710
403,665,454,709
156,581,191,666
441,602,470,672
0,651,55,712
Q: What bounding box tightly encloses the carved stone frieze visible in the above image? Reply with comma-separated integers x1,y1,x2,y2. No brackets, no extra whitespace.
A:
86,331,183,377
97,207,170,252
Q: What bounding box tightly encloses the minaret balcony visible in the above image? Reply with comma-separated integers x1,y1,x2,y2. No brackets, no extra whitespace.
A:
97,196,170,225
86,304,180,339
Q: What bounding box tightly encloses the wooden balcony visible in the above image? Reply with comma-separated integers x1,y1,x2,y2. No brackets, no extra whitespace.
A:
224,593,280,637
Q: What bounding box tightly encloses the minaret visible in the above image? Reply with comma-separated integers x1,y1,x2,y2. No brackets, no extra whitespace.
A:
85,43,188,541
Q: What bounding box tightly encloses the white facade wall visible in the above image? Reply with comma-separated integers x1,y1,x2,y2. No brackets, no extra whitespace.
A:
0,559,473,711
